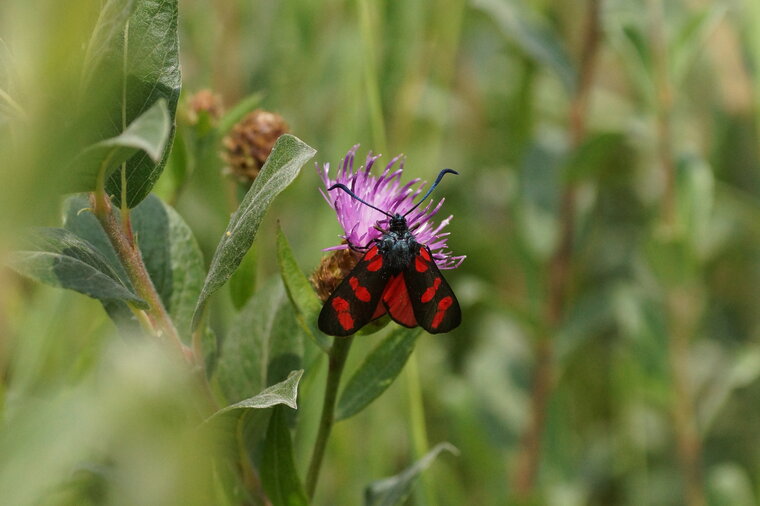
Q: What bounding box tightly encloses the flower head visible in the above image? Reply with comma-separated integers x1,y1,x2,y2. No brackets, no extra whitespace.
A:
319,145,465,270
222,109,289,183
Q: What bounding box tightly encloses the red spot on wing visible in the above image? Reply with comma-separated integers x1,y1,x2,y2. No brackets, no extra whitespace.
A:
367,255,383,271
419,247,431,261
364,246,379,260
338,312,354,331
382,275,417,327
349,276,371,302
431,296,453,329
415,256,428,272
421,278,442,303
332,296,354,330
332,297,349,312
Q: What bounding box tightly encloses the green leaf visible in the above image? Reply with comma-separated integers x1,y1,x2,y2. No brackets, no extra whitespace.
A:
62,194,205,341
336,327,422,421
9,228,146,308
670,5,725,87
261,406,309,506
277,224,331,352
208,370,303,419
473,0,576,94
67,99,171,194
81,0,181,208
82,0,137,87
364,443,458,506
214,279,304,404
192,134,316,331
228,247,258,310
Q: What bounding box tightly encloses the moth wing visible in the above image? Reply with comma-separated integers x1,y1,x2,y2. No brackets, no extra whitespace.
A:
318,246,391,336
402,246,461,333
381,273,418,328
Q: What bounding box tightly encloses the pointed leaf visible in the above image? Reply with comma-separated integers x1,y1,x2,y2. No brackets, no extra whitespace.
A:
261,406,309,506
80,0,181,207
364,443,458,506
62,194,205,341
336,327,422,421
277,225,330,352
209,370,303,420
192,134,316,331
9,228,146,308
214,279,304,404
68,99,171,193
82,0,137,87
228,247,258,310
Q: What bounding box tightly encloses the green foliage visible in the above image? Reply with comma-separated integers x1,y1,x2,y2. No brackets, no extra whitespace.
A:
67,99,171,193
193,134,317,331
6,0,760,504
214,279,304,404
210,370,304,418
277,225,331,351
473,0,576,94
61,194,205,340
364,443,458,506
336,327,422,421
262,406,309,506
9,227,146,308
103,0,181,207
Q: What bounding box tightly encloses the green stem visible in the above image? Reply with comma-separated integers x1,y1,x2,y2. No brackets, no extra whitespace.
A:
305,336,354,500
90,166,189,363
406,350,437,506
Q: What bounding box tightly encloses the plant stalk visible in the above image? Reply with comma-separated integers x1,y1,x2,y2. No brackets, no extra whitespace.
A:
649,0,705,504
305,336,354,500
90,187,189,363
405,350,437,506
511,0,602,499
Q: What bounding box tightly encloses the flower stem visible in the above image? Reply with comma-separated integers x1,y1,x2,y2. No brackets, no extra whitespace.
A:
406,350,437,506
305,336,354,500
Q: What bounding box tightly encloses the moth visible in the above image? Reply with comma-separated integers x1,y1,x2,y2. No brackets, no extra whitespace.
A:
318,169,462,336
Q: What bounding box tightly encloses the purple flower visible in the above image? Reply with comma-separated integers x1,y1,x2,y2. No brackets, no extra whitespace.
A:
319,145,465,270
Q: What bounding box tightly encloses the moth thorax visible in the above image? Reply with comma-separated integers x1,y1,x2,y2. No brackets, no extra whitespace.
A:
378,231,418,273
388,214,408,234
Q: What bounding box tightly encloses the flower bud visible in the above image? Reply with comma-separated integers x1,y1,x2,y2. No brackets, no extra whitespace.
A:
186,89,224,127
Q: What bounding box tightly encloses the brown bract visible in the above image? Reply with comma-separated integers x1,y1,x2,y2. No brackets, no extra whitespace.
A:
310,248,361,302
222,109,289,183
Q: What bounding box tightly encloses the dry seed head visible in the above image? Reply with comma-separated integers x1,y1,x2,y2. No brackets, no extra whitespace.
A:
310,247,361,302
222,109,289,183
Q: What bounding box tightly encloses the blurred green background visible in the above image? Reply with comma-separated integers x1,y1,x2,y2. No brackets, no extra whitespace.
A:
3,0,760,504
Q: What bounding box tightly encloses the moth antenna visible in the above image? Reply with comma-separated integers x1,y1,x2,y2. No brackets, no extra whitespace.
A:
328,183,393,218
403,169,458,217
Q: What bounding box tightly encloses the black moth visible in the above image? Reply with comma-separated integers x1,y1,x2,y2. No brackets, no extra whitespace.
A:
318,169,462,336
